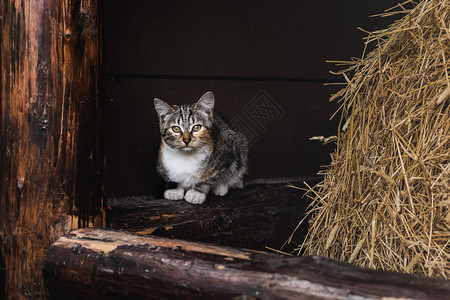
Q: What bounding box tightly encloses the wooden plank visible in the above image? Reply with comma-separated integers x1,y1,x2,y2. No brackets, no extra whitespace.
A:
0,1,102,298
107,183,312,251
44,228,450,300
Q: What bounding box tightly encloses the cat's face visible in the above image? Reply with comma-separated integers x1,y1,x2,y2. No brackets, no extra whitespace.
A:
154,92,215,152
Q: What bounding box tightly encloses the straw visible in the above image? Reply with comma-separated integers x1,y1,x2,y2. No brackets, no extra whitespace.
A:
298,0,450,279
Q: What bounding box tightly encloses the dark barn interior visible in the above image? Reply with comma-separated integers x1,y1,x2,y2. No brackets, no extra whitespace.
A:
3,1,450,299
101,0,402,255
103,0,397,198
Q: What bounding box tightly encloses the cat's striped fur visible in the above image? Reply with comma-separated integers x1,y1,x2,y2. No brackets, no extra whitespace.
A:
154,91,248,204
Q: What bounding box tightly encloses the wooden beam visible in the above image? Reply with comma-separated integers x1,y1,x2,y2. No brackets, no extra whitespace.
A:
107,183,309,251
45,228,450,299
0,1,102,298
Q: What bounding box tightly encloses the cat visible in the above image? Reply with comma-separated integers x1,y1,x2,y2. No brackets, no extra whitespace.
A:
154,91,248,204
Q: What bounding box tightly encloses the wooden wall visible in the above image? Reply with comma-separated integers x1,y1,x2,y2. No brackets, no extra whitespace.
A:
103,0,400,197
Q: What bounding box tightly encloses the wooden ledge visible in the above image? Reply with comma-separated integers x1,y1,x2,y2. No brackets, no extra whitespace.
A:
106,183,310,251
44,228,450,299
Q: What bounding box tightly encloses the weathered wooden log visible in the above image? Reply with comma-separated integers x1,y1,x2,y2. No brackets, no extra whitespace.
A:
0,1,102,299
107,183,310,251
44,228,450,300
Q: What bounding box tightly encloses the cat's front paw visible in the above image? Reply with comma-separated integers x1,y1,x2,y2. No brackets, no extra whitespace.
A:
184,190,206,204
164,188,185,200
212,184,228,196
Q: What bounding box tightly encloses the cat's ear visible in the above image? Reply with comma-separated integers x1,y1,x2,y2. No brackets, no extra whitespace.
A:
154,98,174,119
195,91,215,116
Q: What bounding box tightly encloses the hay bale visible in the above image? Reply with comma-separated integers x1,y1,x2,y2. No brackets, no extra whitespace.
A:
301,0,450,278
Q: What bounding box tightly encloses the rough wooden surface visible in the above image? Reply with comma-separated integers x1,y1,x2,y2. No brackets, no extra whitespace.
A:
0,1,102,299
44,228,450,300
107,183,310,251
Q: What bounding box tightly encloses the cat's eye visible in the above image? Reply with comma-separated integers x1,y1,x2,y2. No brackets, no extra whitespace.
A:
192,125,202,132
171,126,181,133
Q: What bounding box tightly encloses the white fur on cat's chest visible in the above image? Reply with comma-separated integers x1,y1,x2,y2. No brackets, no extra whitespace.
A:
161,143,206,185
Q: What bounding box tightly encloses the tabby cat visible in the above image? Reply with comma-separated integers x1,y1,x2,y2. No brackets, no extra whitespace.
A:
154,91,248,204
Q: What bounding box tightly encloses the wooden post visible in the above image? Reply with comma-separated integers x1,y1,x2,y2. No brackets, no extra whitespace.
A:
0,1,102,299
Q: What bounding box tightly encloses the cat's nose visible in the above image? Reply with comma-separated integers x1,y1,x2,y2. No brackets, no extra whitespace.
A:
183,137,191,145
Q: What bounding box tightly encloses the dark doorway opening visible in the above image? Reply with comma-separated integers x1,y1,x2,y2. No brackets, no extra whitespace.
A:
102,0,401,250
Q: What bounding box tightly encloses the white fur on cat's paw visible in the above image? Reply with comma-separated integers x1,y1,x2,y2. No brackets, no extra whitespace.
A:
213,184,229,196
184,190,206,204
164,188,185,200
